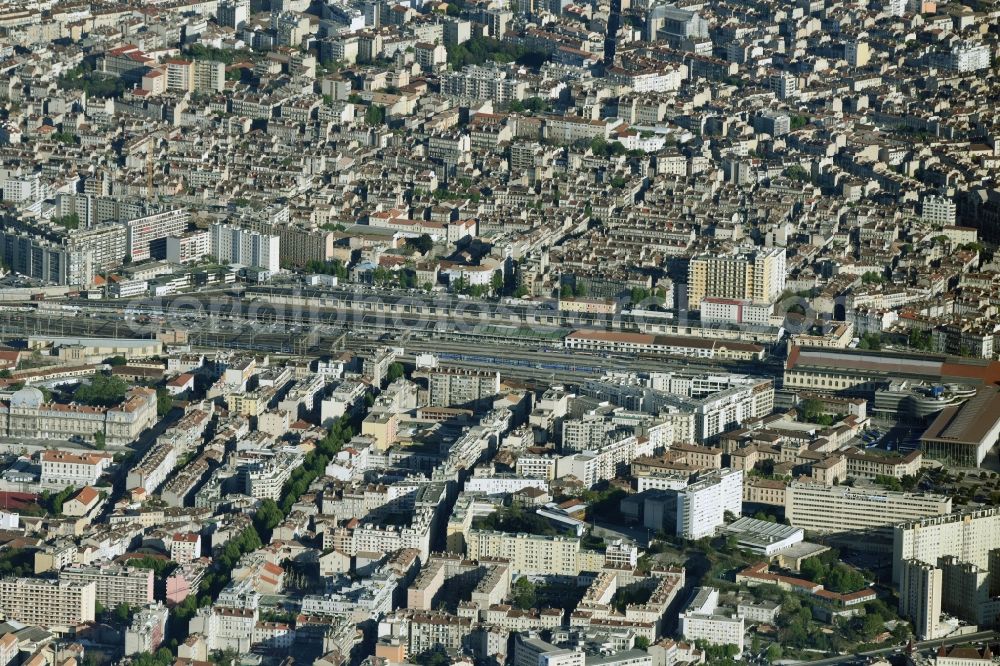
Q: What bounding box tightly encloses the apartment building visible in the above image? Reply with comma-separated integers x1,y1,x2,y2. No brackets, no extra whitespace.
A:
209,222,280,273
124,209,190,262
0,228,94,285
785,482,951,538
922,195,957,225
686,247,786,310
675,469,743,540
899,559,943,640
562,414,621,452
363,347,397,389
893,508,1000,584
243,453,301,501
125,603,169,656
466,530,582,576
189,605,258,653
171,532,202,564
678,587,744,652
937,556,1000,627
582,374,773,442
515,453,558,480
278,227,336,266
556,433,654,486
126,440,179,494
0,578,96,631
59,565,154,608
39,450,113,488
427,367,500,409
163,59,225,93
218,0,249,27
441,64,526,103
938,41,991,72
66,223,129,270
380,609,474,658
700,298,774,326
166,230,210,264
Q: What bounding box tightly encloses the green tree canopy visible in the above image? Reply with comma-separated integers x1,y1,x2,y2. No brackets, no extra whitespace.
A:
74,373,129,407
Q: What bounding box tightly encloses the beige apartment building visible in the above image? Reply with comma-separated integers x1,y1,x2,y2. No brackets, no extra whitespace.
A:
0,578,96,631
59,565,154,608
687,247,786,310
278,227,336,266
427,368,500,409
466,530,582,576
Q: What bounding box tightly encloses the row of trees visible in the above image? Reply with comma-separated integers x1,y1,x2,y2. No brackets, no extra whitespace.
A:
451,273,504,298
256,414,355,521
169,524,263,642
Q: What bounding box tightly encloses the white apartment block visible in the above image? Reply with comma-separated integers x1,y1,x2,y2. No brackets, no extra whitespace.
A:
244,453,301,501
166,230,210,264
556,433,654,486
921,195,957,226
678,587,744,652
441,64,527,103
941,42,991,72
189,606,258,653
676,468,743,540
582,374,773,443
465,475,549,496
515,454,558,480
125,603,169,656
700,298,774,326
170,532,202,564
217,0,249,27
899,559,944,640
605,540,638,568
210,222,280,273
893,508,1000,584
351,514,435,560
